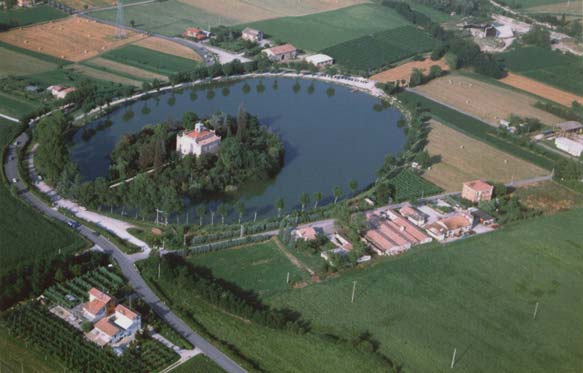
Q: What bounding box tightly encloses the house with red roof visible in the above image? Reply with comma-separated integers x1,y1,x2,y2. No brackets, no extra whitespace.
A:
82,288,115,322
424,213,474,241
176,122,221,156
183,27,209,40
293,226,318,241
262,43,297,62
461,180,494,203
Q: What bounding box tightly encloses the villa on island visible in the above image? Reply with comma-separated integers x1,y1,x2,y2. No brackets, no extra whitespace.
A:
176,122,221,156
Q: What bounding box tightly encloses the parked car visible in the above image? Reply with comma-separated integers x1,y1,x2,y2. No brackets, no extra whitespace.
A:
67,220,80,229
11,178,17,183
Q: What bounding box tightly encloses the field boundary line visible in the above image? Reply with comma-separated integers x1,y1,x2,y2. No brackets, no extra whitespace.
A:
273,237,315,276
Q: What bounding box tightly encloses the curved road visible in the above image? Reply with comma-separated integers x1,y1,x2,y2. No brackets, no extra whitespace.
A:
3,132,246,373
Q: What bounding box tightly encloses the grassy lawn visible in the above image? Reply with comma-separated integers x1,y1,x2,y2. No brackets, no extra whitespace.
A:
0,6,66,28
187,239,309,297
243,4,410,51
265,209,583,372
101,44,199,76
172,355,224,373
501,46,583,96
89,0,235,36
397,90,559,170
0,119,86,276
322,26,438,71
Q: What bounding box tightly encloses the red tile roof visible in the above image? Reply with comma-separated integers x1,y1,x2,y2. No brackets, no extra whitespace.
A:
84,299,106,316
268,43,297,55
463,180,493,193
95,318,120,337
115,304,138,321
296,226,318,240
89,288,111,303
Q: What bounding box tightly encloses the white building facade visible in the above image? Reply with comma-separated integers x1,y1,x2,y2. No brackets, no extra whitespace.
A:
176,122,221,156
555,136,583,157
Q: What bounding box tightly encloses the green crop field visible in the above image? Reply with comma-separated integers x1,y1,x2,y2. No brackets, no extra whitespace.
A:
501,47,583,96
0,6,66,28
89,0,236,36
322,26,438,71
397,90,559,170
0,119,86,276
390,169,442,201
243,4,410,51
172,355,224,373
408,2,461,23
0,91,40,120
506,0,574,6
265,208,583,372
101,44,199,76
188,240,309,297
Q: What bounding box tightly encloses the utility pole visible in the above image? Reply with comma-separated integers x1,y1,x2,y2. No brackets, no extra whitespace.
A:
451,348,457,368
351,281,357,303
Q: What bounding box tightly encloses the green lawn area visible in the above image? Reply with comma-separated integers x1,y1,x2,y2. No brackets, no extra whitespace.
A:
322,26,438,71
397,90,559,170
0,119,86,276
100,44,199,76
501,46,583,96
172,355,224,373
0,6,66,28
187,240,309,297
89,0,236,36
243,4,410,51
265,209,583,372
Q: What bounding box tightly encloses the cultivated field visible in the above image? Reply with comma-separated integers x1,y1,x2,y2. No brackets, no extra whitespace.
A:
244,4,409,51
86,57,168,81
58,0,115,10
0,6,66,28
391,169,443,201
423,120,548,191
100,44,198,75
514,180,583,214
413,74,563,126
0,16,145,62
0,91,40,119
179,0,367,23
133,37,202,61
509,0,581,7
64,64,143,87
0,46,56,77
526,0,583,15
267,208,583,372
371,57,448,84
499,72,583,106
501,46,583,96
323,26,437,71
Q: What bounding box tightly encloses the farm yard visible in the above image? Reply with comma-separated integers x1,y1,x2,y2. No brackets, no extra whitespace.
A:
265,208,583,373
133,37,202,61
243,4,410,51
423,120,548,191
390,169,443,201
0,16,146,62
0,6,66,28
499,72,583,106
100,44,199,75
501,47,583,96
322,26,438,71
413,74,563,126
370,57,448,84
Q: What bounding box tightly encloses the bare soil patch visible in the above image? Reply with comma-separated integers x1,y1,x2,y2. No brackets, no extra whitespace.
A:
177,0,367,23
422,120,548,191
499,72,583,106
133,37,202,61
371,58,448,84
0,16,145,62
414,74,563,126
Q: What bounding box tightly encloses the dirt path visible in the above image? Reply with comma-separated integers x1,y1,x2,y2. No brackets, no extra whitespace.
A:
273,237,315,276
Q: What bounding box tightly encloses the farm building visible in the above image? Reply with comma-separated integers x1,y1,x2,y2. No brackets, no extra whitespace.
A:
305,54,334,67
461,180,494,203
556,121,583,134
263,44,297,62
17,0,31,7
83,288,115,322
176,122,221,156
555,136,583,157
47,85,76,99
424,213,473,241
183,27,209,41
399,204,426,226
363,210,431,256
241,27,263,42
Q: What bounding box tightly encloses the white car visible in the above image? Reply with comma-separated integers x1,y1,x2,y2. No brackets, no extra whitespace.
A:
11,178,17,183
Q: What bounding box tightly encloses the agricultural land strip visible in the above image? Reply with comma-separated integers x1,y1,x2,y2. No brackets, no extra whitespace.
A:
133,37,202,61
0,16,146,62
0,91,40,119
370,57,448,84
0,6,66,28
413,74,563,126
423,120,548,191
64,64,144,87
243,4,410,51
85,57,168,81
499,72,583,106
525,0,583,15
514,180,583,214
100,44,199,75
0,46,56,77
501,46,583,96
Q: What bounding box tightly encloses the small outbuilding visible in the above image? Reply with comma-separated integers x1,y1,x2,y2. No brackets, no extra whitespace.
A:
305,54,334,67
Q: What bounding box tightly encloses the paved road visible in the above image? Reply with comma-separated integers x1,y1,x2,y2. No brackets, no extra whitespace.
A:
3,132,246,373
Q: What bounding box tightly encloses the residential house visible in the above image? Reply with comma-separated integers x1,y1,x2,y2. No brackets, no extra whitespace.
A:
262,44,297,62
461,180,494,203
292,226,318,241
398,204,426,226
176,122,221,156
47,85,76,100
83,288,115,322
93,317,122,346
305,54,334,67
183,27,209,40
424,213,473,241
241,27,263,42
112,304,141,336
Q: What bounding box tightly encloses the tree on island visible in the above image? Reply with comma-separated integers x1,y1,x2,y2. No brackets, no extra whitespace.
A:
299,192,310,212
237,104,247,143
313,191,323,209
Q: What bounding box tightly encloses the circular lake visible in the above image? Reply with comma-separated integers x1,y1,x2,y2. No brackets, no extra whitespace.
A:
70,77,405,219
